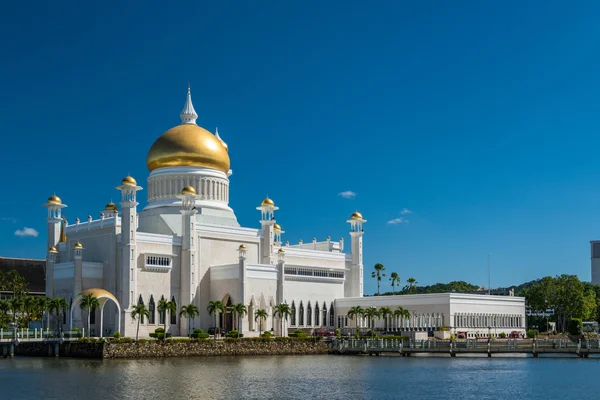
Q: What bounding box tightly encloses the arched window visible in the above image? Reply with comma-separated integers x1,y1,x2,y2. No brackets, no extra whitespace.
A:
149,295,156,324
322,302,327,327
307,302,312,326
314,303,320,326
299,301,304,326
291,301,296,326
170,296,177,324
159,295,166,325
329,304,335,327
138,295,145,323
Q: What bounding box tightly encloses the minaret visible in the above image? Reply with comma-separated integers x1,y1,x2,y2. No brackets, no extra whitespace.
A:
273,223,284,246
346,212,366,297
276,248,286,336
180,84,198,124
116,176,142,321
43,195,66,297
73,242,84,328
256,197,279,264
178,185,199,336
238,244,247,333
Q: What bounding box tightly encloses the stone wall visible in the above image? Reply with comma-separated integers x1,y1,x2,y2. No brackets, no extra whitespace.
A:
14,342,104,358
103,339,329,359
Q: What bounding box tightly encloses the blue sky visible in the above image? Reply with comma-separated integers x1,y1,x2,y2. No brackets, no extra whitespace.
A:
1,1,600,294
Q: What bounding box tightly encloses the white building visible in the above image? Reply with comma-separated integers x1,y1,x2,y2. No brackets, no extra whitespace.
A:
42,86,526,338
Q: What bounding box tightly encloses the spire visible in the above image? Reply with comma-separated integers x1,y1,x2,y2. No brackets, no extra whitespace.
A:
59,218,67,243
180,84,198,124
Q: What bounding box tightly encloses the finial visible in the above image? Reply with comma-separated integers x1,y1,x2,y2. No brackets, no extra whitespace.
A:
180,84,198,124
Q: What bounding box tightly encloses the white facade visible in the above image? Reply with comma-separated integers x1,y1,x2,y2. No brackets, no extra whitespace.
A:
42,86,526,338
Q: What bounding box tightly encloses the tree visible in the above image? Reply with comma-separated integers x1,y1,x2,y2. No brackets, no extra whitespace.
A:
207,300,225,338
379,307,393,331
273,303,292,336
0,300,10,329
179,304,200,337
23,296,37,329
389,272,400,295
363,307,380,337
232,303,247,333
255,309,268,336
9,296,23,329
406,277,418,294
130,303,150,341
49,297,68,334
37,297,49,330
347,306,364,335
157,297,177,335
394,307,410,331
371,263,386,295
79,294,100,337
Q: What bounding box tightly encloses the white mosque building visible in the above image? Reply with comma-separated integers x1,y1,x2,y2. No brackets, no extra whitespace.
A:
42,87,526,339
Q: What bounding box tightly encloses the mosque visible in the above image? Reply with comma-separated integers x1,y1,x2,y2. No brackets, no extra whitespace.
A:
42,87,526,339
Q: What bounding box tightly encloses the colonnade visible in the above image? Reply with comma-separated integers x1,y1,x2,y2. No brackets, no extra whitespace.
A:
453,313,523,329
148,175,229,203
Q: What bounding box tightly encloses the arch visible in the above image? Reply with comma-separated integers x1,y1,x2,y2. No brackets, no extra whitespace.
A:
148,295,155,324
69,288,121,337
329,304,334,327
322,302,327,327
159,295,166,325
138,295,145,323
291,301,296,326
307,302,312,326
299,301,304,326
220,295,234,332
170,296,177,325
314,302,320,326
248,297,255,331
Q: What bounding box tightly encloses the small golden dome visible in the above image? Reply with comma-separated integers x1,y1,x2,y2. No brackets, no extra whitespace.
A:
146,124,231,173
121,175,137,186
273,223,281,231
75,218,80,223
105,202,118,211
350,211,363,220
239,243,247,249
48,246,57,253
327,236,331,240
73,242,83,249
47,195,62,205
181,186,197,195
87,215,92,219
313,237,316,241
261,197,275,207
278,248,285,253
100,212,105,217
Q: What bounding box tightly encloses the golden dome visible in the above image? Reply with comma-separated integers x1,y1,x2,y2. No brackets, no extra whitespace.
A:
105,202,118,211
261,197,275,207
146,124,230,173
239,243,247,249
181,186,197,195
278,248,285,254
73,242,83,249
273,223,281,231
121,175,137,186
48,246,57,253
47,195,61,205
350,211,363,220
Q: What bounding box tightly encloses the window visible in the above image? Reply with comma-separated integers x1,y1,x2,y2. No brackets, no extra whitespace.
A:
329,304,335,326
149,295,156,324
159,295,166,325
307,302,312,326
170,296,177,324
322,302,327,327
314,303,320,326
138,295,145,324
145,255,173,272
299,301,304,326
291,301,296,326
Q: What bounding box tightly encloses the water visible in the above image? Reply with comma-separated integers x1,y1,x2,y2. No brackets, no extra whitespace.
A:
1,355,597,400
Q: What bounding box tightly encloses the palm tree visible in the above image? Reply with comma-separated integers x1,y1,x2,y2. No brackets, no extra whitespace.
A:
49,297,68,334
273,303,292,336
363,307,380,337
255,309,268,336
371,263,386,295
37,297,49,330
207,300,225,338
379,307,393,332
232,303,247,334
389,272,400,295
179,304,200,337
130,303,150,341
406,277,418,293
347,306,364,336
158,297,177,335
79,293,100,337
393,307,411,331
23,296,37,329
9,296,23,329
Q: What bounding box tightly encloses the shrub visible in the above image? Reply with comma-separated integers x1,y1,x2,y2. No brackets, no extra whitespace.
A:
121,337,133,343
438,327,448,332
335,328,341,339
113,331,122,339
149,328,172,340
155,327,165,333
191,328,209,339
568,318,583,336
225,330,244,338
261,331,273,338
138,339,147,344
499,332,507,339
527,329,538,339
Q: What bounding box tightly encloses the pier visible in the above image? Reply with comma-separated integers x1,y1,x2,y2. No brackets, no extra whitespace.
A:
329,338,600,358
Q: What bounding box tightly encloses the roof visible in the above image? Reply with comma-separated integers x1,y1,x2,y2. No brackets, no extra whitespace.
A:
0,257,46,294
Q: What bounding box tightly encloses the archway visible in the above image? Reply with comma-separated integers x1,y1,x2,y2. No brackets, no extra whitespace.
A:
220,295,234,332
69,288,121,337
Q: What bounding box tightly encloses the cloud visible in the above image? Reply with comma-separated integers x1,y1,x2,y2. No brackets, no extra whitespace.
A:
338,191,356,199
387,217,408,225
15,227,39,237
1,217,18,223
400,208,412,215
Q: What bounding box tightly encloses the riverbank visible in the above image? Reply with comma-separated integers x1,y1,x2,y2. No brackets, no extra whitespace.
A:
11,338,329,359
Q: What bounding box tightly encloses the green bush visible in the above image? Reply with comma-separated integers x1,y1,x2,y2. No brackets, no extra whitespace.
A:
155,327,165,333
113,331,122,339
121,337,133,343
527,329,539,339
438,327,448,332
335,328,341,339
149,328,172,340
499,332,507,339
138,339,147,344
225,330,244,338
190,328,209,339
261,331,273,338
569,318,583,336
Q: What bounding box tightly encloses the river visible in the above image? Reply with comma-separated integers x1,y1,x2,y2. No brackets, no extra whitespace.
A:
1,355,597,399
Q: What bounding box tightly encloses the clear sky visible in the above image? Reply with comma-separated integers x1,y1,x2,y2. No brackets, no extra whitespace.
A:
1,1,600,295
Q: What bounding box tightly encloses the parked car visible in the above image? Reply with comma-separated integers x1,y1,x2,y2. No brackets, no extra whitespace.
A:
207,327,227,335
